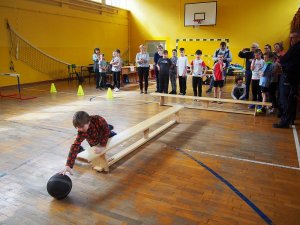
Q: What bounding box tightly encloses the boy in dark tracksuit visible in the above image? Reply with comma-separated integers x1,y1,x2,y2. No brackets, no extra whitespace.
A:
157,50,172,94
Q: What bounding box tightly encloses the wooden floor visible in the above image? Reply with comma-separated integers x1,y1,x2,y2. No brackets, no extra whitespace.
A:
0,77,300,225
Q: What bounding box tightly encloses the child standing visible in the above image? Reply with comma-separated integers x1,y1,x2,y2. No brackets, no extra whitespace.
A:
231,76,246,100
213,53,226,103
157,50,172,94
190,50,207,97
98,54,108,89
176,48,188,95
268,54,281,113
93,48,100,89
110,51,121,92
169,49,178,94
257,52,273,113
250,49,264,107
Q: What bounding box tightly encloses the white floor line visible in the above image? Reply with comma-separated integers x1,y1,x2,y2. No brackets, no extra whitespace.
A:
292,125,300,167
183,148,300,171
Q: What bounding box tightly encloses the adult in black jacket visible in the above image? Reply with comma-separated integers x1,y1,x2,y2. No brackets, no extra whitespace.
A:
273,31,300,128
154,45,163,92
238,43,259,100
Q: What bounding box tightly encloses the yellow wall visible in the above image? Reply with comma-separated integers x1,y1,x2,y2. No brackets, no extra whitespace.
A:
128,0,299,67
0,0,128,87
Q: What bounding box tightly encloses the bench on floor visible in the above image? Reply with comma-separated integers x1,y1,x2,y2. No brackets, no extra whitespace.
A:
77,105,183,172
150,93,272,116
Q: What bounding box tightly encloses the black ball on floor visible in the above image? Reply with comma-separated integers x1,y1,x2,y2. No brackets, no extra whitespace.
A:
47,173,72,200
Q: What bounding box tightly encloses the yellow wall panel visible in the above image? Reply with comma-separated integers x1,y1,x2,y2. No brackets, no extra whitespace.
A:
0,0,129,87
128,0,299,67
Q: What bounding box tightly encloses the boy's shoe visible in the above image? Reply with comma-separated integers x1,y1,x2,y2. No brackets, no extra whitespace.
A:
109,131,117,138
212,98,218,103
248,104,255,109
114,88,120,92
256,108,262,113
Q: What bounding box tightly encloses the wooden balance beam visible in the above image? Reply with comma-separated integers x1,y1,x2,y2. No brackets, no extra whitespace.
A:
77,105,183,172
150,93,272,116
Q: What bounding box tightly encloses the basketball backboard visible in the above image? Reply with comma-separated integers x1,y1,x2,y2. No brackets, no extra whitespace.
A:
184,1,217,26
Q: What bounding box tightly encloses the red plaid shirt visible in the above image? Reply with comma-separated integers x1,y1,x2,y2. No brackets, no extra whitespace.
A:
66,115,110,168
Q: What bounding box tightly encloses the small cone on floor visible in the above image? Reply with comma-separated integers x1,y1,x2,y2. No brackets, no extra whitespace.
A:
50,83,57,93
77,85,84,96
106,88,113,99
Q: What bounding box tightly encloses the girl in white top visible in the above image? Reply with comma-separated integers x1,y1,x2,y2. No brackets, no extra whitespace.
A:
110,51,121,91
176,48,188,95
250,49,264,101
136,44,150,94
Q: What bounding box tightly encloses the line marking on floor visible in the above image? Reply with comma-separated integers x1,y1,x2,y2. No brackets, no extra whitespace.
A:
292,125,300,167
176,148,274,225
180,147,300,171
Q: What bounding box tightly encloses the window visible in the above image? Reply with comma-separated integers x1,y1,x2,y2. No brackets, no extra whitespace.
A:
106,0,128,10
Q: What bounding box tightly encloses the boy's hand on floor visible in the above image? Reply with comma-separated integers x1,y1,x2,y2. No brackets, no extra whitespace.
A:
59,166,73,175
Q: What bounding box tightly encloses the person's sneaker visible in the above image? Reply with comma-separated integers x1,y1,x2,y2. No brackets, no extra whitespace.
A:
273,123,289,128
211,98,218,103
144,91,148,94
268,107,275,114
114,88,120,92
109,130,117,138
140,91,144,94
248,104,255,109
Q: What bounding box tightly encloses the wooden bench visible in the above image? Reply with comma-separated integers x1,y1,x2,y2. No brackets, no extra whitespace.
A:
77,105,183,172
150,93,272,116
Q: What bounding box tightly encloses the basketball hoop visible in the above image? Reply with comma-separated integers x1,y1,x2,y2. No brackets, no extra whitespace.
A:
193,19,203,29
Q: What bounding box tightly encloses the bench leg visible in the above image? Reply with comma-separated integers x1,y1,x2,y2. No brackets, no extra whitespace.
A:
144,128,150,139
204,101,209,108
175,111,180,123
254,105,257,116
92,153,109,172
159,96,165,106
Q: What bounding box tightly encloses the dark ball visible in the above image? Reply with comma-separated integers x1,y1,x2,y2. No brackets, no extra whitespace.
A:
47,173,72,200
